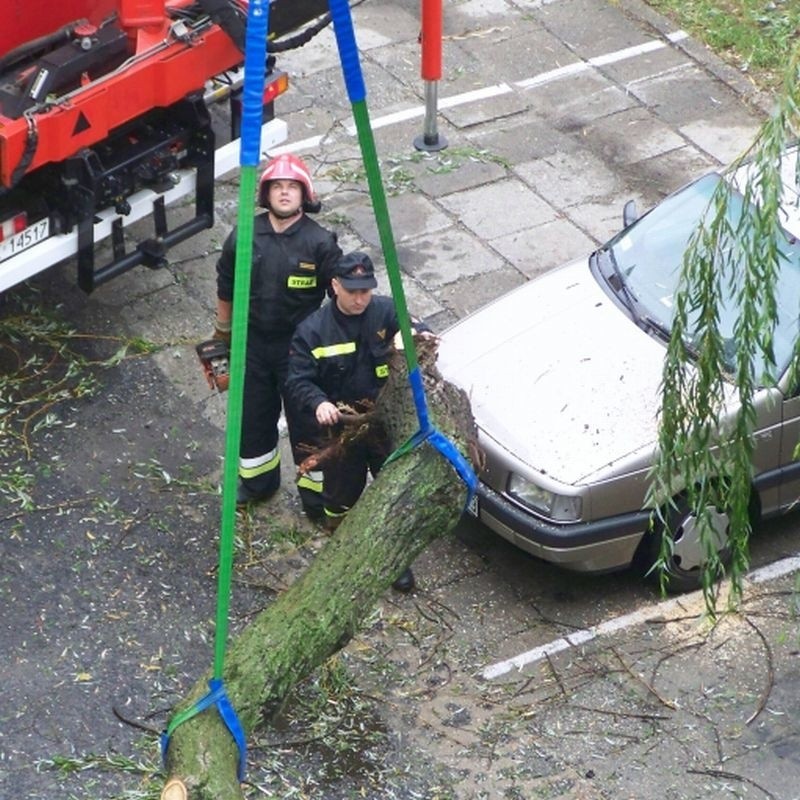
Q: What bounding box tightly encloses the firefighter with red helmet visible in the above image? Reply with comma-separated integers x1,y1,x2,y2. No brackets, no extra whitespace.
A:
213,153,342,516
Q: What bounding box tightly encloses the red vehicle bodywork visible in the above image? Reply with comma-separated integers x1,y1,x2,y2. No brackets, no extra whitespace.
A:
1,0,118,54
0,0,329,293
0,0,246,187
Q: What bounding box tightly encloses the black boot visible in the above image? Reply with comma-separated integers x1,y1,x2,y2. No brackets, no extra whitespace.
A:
236,481,276,507
392,568,415,593
301,501,326,524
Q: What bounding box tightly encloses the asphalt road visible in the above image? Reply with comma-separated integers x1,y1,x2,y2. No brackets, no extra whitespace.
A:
3,0,800,798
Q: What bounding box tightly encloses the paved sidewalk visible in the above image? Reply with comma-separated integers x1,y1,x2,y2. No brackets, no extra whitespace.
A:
268,0,769,329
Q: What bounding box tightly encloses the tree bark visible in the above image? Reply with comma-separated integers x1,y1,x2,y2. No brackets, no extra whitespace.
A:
160,342,477,800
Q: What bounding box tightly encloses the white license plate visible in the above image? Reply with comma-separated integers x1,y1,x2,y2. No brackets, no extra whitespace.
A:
0,217,50,263
467,492,479,517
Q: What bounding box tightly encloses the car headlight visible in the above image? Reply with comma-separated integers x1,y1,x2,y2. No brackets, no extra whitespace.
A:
507,474,582,522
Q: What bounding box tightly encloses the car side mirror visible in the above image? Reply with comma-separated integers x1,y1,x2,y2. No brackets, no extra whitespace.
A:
623,199,638,228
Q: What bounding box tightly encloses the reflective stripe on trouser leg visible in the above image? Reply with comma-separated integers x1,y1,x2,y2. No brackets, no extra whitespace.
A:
297,469,324,518
297,470,323,495
324,506,349,522
239,448,281,497
239,447,281,479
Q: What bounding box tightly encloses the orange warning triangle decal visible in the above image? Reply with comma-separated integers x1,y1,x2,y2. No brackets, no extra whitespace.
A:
72,112,91,135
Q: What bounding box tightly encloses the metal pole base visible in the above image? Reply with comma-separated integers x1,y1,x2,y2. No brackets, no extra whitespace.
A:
414,132,449,152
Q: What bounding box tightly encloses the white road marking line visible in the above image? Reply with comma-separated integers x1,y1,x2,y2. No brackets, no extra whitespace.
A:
272,134,325,155
748,553,800,584
515,61,588,90
342,84,515,135
481,552,800,680
282,31,690,147
439,83,515,109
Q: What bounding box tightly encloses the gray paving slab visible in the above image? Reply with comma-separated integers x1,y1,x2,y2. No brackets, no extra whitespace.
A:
440,88,532,128
414,154,508,197
399,225,509,287
435,266,529,317
491,217,598,278
289,60,420,118
599,40,697,85
462,112,568,160
447,0,529,27
448,24,578,86
627,62,764,128
522,69,641,127
679,116,764,164
368,37,503,100
515,148,629,208
278,9,416,78
438,177,557,238
619,144,720,198
584,105,688,164
538,0,660,57
343,192,453,245
566,197,637,243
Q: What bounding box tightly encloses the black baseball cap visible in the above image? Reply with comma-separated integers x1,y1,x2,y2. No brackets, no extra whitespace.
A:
335,252,378,289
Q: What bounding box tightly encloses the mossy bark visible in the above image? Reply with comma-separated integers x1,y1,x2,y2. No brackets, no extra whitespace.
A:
160,343,476,800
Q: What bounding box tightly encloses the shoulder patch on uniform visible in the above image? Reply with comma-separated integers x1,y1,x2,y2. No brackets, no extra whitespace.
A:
298,261,316,271
376,328,387,341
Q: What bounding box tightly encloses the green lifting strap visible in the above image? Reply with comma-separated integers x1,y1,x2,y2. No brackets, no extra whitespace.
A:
214,168,256,680
161,0,269,777
328,0,426,426
327,0,478,504
213,15,269,679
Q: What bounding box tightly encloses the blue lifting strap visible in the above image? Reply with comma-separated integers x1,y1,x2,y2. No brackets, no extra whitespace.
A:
385,370,478,510
160,678,247,783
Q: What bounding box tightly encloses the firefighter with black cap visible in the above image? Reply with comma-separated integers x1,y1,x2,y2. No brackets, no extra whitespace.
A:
286,251,432,592
213,153,342,516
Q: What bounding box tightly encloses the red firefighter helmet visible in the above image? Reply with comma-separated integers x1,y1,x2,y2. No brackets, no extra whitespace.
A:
258,153,320,212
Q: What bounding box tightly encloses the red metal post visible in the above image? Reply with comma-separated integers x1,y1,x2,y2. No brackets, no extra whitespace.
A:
415,0,447,151
420,0,443,82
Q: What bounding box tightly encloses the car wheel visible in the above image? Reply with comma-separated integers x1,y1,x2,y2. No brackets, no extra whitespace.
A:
639,496,732,593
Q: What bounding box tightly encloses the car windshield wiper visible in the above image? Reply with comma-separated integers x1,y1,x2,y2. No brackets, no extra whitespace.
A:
594,246,646,319
595,247,684,346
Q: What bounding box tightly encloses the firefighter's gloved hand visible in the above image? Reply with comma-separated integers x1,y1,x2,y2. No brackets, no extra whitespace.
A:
212,328,231,346
212,317,232,346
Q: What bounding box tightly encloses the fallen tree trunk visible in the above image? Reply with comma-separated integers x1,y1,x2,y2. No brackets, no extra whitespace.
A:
160,342,477,800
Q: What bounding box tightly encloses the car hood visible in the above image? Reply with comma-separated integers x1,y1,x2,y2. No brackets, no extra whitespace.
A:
437,259,667,485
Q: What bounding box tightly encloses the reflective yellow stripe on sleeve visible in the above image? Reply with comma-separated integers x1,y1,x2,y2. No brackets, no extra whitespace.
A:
311,341,357,359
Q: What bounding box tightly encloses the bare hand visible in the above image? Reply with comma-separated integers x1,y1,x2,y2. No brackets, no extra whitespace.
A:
315,400,340,426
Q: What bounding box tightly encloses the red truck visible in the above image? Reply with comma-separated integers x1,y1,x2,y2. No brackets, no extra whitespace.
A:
0,0,327,294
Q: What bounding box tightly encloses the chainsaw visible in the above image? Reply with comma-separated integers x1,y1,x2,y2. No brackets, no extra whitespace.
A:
196,339,230,392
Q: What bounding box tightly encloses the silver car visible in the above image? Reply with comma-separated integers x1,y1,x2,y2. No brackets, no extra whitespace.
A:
437,148,800,592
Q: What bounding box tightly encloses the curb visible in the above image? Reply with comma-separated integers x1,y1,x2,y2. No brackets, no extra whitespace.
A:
617,0,776,117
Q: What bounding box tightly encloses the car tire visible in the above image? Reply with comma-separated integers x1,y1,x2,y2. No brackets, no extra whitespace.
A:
638,495,733,594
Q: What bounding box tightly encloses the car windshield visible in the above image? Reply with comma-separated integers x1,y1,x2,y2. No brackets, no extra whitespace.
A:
603,172,800,379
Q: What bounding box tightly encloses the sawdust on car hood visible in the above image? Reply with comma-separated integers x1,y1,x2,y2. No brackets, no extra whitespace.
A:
437,258,668,485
